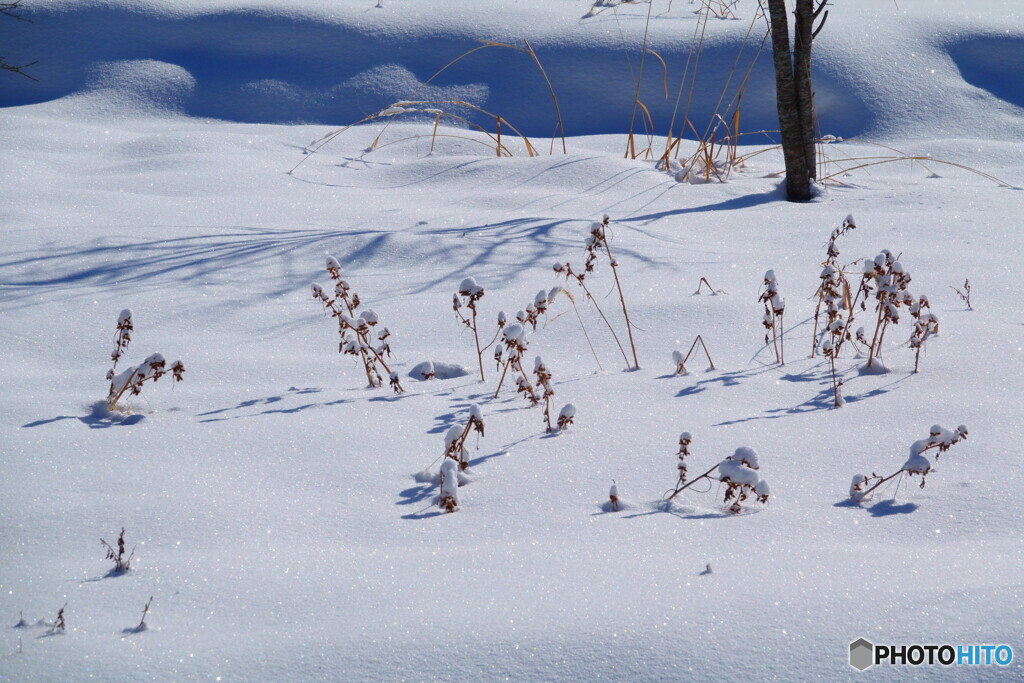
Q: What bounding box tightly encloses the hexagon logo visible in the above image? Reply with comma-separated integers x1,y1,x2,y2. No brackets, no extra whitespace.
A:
850,638,874,671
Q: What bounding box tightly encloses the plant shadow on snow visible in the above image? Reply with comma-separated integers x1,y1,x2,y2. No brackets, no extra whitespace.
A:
0,227,401,306
196,387,354,422
22,401,147,430
710,364,912,427
397,484,437,507
620,500,735,521
397,482,446,520
674,364,778,399
834,498,919,516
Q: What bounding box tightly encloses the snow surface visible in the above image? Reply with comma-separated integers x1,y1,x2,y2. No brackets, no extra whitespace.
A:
2,0,1023,680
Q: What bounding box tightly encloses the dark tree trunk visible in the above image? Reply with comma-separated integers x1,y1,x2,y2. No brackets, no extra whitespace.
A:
767,0,820,202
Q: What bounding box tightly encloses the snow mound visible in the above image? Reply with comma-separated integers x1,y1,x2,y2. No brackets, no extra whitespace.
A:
84,60,196,114
408,361,470,381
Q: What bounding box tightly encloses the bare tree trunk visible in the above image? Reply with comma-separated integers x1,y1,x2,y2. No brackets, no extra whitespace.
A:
767,0,823,202
793,0,817,180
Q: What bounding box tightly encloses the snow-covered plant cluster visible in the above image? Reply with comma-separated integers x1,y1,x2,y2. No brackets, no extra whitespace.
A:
811,214,857,360
608,481,619,511
808,217,943,406
494,323,536,401
311,255,403,392
908,295,940,373
665,434,770,514
105,309,185,412
850,424,968,501
860,249,913,372
438,459,460,513
758,269,785,364
515,287,560,331
453,276,487,381
553,215,638,370
534,356,556,432
442,404,485,471
672,431,693,492
556,403,575,431
420,405,485,512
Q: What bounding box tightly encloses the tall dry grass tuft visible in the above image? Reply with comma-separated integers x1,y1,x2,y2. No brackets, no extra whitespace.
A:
290,40,564,174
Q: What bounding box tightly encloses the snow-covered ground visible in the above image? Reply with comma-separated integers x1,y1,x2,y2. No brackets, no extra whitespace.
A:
2,1,1022,679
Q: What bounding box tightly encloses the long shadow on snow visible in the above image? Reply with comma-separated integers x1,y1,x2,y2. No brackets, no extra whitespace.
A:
624,190,784,226
0,227,387,305
834,498,919,516
674,363,783,399
196,387,356,422
711,363,910,427
23,401,146,429
621,500,734,521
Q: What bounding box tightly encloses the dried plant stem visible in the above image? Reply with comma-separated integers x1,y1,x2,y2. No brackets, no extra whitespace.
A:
576,277,630,369
818,155,1016,188
470,307,484,381
625,0,655,159
867,305,886,370
520,39,567,154
770,319,781,364
138,596,153,630
107,367,141,408
601,237,640,369
666,464,718,500
834,279,868,356
493,360,511,399
828,355,841,407
429,113,441,154
292,38,567,173
684,335,715,370
561,289,603,371
856,470,904,500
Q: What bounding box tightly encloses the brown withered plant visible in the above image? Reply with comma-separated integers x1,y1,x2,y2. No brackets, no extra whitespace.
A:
105,310,185,411
443,404,485,471
453,277,486,381
49,604,67,634
533,356,555,432
811,215,856,358
758,270,785,364
672,335,715,375
850,424,967,502
101,527,135,573
951,278,972,310
311,255,403,392
908,295,940,373
665,439,769,515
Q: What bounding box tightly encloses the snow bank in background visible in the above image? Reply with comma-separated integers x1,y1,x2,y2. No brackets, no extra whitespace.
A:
3,0,1022,139
83,60,196,114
